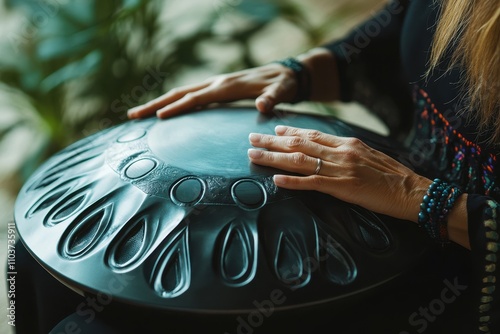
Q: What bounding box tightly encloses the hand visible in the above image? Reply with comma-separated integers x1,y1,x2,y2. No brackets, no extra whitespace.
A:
248,125,432,222
127,64,299,119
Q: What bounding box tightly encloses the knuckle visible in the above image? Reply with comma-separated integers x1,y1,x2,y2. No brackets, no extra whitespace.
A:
286,137,305,148
263,95,277,105
345,137,364,147
183,92,199,104
285,127,300,136
291,152,308,165
214,73,242,87
261,135,275,145
168,87,180,96
310,175,324,187
205,74,221,82
307,130,322,141
213,75,231,86
264,152,275,162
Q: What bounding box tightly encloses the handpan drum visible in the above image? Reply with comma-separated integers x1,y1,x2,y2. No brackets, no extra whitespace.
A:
14,107,429,329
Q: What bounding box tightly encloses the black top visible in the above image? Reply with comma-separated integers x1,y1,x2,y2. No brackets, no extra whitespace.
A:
324,0,500,333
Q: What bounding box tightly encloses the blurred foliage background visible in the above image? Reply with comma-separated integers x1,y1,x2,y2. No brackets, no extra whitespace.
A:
0,0,384,195
0,0,384,332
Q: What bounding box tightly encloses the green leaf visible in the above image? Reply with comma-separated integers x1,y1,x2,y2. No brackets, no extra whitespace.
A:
37,27,99,60
236,0,279,23
40,50,102,92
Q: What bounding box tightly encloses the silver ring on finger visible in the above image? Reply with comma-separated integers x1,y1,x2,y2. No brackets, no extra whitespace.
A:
314,158,322,175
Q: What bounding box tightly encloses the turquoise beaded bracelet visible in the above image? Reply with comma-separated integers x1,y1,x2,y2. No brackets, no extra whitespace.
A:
417,178,463,244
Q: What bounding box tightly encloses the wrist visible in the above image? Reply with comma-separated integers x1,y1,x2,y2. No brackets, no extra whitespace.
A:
403,177,431,222
296,48,340,101
272,57,311,103
415,178,464,245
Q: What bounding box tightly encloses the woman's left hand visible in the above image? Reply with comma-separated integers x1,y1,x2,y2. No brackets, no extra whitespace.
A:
248,125,432,222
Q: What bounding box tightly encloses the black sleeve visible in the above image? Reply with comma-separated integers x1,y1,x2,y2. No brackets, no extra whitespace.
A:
467,194,500,333
322,0,413,139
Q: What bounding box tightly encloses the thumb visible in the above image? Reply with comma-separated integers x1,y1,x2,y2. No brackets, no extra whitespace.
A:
255,82,295,113
255,95,276,113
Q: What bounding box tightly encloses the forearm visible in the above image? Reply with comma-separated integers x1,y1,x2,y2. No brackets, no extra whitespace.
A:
296,48,340,102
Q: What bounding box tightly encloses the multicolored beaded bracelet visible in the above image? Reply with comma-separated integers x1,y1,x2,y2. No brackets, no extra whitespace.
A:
417,178,463,244
272,57,311,103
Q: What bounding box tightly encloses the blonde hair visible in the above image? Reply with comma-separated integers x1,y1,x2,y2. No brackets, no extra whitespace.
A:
428,0,500,144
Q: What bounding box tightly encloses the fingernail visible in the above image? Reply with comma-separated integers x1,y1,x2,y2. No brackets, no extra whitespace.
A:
156,108,169,118
127,109,137,118
248,148,262,159
273,175,286,185
248,133,261,143
275,125,287,135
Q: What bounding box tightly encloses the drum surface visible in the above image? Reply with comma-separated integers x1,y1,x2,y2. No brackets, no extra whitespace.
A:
14,107,429,314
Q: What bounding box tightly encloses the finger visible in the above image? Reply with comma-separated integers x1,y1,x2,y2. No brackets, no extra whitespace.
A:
274,125,345,148
155,85,229,118
255,96,273,114
127,81,210,119
255,79,295,113
273,174,333,192
248,133,326,159
248,149,332,176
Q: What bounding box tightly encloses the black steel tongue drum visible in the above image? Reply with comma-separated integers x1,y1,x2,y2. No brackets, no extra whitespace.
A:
14,107,429,332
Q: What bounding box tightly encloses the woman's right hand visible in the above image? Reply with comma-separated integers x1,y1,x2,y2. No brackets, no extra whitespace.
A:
127,63,299,119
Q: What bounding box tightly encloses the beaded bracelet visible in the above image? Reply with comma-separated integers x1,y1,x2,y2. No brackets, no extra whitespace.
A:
272,57,311,103
417,178,463,244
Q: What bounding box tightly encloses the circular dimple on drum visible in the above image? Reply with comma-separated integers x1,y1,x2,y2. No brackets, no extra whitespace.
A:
231,180,266,210
117,129,146,143
171,178,204,205
125,158,157,179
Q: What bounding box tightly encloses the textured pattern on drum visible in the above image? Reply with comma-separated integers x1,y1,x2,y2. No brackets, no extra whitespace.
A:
14,107,429,313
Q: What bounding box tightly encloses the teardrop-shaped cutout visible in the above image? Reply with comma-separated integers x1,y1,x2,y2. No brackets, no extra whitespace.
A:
52,139,103,163
152,228,191,298
46,192,88,226
218,221,255,285
257,200,316,288
110,219,147,268
26,187,69,218
349,207,391,251
47,152,101,178
222,229,248,279
63,205,112,257
274,232,307,286
28,143,103,192
321,235,357,285
160,251,184,293
31,171,64,190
